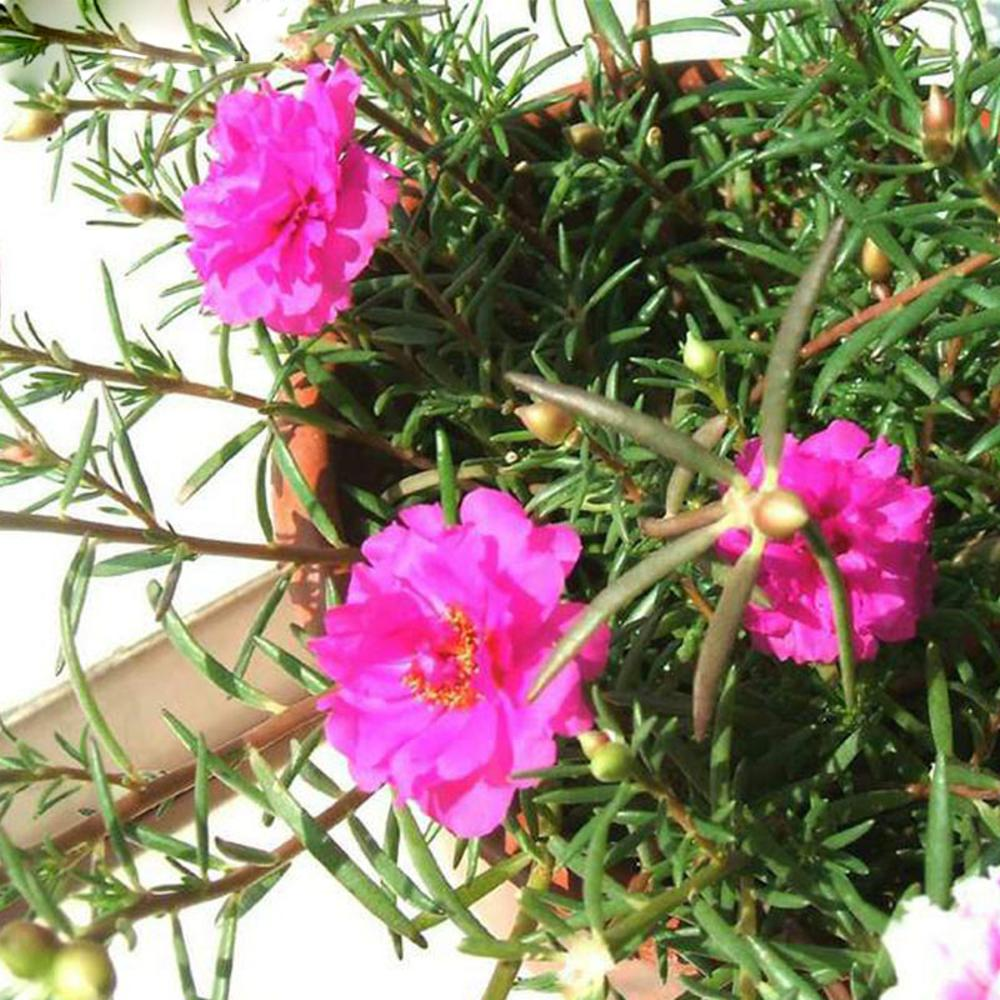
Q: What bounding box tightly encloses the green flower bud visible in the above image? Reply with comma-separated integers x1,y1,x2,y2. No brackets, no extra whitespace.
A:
4,107,63,142
589,742,634,783
0,921,59,981
577,730,610,760
683,333,718,380
565,123,605,159
49,941,117,1000
752,489,809,541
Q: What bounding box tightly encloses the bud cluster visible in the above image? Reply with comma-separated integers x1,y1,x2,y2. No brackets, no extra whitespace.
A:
0,923,116,999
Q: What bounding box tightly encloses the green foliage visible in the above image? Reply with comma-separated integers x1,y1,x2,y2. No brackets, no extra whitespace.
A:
1,2,1000,999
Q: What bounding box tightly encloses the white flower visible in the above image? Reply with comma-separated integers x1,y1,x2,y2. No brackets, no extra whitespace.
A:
559,933,614,1000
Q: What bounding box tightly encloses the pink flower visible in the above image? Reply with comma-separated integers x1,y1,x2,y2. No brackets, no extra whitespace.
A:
882,869,1000,999
718,420,935,664
182,61,399,336
309,489,610,837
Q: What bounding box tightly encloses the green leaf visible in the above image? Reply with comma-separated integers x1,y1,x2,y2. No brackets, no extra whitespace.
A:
170,915,200,1000
249,751,426,945
411,851,532,932
926,751,954,908
926,643,953,758
270,424,343,546
149,581,285,714
530,517,731,700
59,399,98,513
178,422,266,504
102,385,154,515
0,827,73,935
584,0,638,68
760,219,845,484
632,17,737,39
693,537,762,741
395,804,492,939
210,897,239,1000
86,738,140,888
195,733,210,879
436,427,458,526
100,261,133,371
311,3,446,36
691,899,761,983
967,422,1000,462
584,784,633,934
802,523,856,710
62,539,136,776
505,373,740,484
252,636,329,695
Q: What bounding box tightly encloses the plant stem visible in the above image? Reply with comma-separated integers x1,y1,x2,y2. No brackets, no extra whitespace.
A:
0,340,427,469
639,501,728,540
65,98,210,120
603,854,744,955
0,765,141,791
0,13,205,66
480,859,552,1000
800,250,996,361
802,522,856,711
0,510,361,567
82,789,370,940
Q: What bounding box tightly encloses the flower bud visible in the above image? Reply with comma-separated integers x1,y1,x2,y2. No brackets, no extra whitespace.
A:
49,941,116,1000
0,441,38,465
565,123,605,159
0,921,59,980
589,741,634,783
558,933,614,1000
683,332,718,380
577,730,610,760
118,191,161,219
4,107,63,142
516,401,576,446
922,85,955,165
752,489,809,541
282,32,334,69
860,237,892,283
645,125,662,149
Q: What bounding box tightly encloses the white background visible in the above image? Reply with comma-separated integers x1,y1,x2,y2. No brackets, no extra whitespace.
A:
0,2,991,998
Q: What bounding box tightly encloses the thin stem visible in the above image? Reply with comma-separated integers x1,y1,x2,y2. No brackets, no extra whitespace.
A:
800,250,995,361
66,98,210,120
0,765,141,791
480,859,552,1000
82,789,370,940
0,340,427,469
0,13,206,66
639,501,727,540
802,522,856,710
907,782,1000,801
0,509,361,567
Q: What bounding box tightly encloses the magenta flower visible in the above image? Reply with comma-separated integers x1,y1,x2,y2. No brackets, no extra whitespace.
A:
182,61,399,336
882,869,1000,999
719,419,934,664
309,489,610,837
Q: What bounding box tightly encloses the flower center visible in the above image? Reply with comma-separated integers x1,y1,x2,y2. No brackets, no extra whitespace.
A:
403,606,480,710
